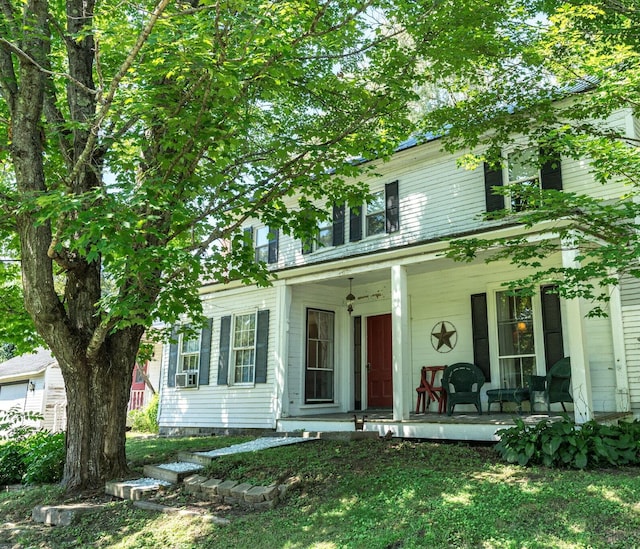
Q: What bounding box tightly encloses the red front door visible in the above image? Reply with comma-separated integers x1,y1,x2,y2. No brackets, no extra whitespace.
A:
367,313,392,408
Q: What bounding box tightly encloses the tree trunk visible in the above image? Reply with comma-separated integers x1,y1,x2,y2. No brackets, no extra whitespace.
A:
59,328,144,490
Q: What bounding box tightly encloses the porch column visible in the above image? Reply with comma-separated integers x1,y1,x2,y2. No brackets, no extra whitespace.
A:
273,282,292,419
562,242,593,424
609,280,631,412
391,265,411,421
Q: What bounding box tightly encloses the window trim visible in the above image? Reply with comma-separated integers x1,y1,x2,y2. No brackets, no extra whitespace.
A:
506,148,542,212
230,311,258,386
176,330,201,388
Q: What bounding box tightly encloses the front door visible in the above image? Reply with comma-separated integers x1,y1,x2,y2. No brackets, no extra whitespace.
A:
367,313,392,408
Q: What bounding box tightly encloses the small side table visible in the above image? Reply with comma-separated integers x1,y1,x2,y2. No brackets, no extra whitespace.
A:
486,388,530,414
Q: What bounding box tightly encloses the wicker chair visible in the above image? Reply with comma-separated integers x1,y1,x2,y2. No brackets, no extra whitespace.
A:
441,362,486,416
529,357,573,413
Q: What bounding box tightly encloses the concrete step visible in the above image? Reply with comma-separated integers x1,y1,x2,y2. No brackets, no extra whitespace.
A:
177,451,215,466
32,503,105,526
142,462,205,483
105,477,172,500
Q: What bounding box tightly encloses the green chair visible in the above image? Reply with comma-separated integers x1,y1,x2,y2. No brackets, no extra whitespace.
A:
442,362,486,416
529,357,573,413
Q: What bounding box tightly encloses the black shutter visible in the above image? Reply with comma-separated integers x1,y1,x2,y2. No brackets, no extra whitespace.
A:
217,316,231,385
332,203,345,246
198,318,213,386
267,228,278,264
540,150,563,191
470,293,491,381
255,310,270,383
349,206,362,242
484,162,504,212
167,327,178,388
385,180,399,233
541,285,564,370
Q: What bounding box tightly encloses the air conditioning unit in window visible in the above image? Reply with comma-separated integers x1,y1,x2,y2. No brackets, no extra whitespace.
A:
175,372,198,388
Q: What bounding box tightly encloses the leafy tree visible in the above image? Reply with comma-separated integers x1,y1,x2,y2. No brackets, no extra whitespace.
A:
0,0,509,490
421,0,640,315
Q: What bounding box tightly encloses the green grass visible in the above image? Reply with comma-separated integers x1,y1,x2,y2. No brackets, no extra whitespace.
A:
1,435,639,548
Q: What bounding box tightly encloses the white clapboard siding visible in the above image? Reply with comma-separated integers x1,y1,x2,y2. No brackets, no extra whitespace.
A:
42,364,67,432
621,272,640,413
159,286,278,430
265,110,635,272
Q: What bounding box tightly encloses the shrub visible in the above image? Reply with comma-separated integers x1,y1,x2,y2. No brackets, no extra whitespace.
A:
0,408,65,485
22,431,66,485
495,417,640,469
0,440,28,485
127,393,159,433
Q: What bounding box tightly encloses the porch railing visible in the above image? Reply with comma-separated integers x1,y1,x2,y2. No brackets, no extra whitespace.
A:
128,389,145,412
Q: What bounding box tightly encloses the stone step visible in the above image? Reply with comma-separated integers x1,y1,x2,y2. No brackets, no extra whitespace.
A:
105,477,172,500
32,503,105,526
142,462,205,483
177,451,215,466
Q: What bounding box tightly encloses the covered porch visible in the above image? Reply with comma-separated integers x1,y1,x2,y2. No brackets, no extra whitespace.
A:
276,410,633,443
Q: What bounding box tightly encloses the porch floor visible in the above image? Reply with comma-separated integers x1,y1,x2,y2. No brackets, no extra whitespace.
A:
276,410,631,443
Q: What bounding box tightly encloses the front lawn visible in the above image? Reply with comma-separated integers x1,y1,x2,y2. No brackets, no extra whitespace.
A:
1,434,638,548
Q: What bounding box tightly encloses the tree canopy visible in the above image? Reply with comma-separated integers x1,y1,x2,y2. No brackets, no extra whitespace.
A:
1,0,515,489
421,0,640,315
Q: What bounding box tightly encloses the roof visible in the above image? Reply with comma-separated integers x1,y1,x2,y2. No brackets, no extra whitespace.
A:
0,348,57,382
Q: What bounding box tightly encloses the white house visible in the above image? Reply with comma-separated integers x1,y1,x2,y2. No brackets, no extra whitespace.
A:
0,348,66,435
157,107,640,441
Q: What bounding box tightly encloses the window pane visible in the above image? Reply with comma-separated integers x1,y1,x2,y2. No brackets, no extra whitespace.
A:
255,227,269,247
508,149,538,183
305,309,335,402
366,212,385,236
317,222,333,248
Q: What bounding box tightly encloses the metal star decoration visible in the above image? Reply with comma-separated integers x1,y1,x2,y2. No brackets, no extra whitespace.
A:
431,321,457,352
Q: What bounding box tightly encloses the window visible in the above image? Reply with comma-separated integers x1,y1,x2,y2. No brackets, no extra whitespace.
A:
507,149,541,211
349,181,399,241
496,290,536,388
254,227,269,263
305,309,335,402
168,319,213,388
231,313,257,384
366,190,386,236
177,331,201,387
303,217,334,254
484,149,562,214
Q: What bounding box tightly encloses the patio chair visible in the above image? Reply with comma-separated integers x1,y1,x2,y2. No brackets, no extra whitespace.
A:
441,362,486,416
528,357,573,413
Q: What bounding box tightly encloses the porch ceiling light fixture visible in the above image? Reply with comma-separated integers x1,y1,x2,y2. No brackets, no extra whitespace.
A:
346,277,355,315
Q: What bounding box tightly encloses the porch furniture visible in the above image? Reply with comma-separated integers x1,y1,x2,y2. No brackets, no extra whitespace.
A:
442,362,485,416
415,366,447,414
486,387,530,414
529,357,573,413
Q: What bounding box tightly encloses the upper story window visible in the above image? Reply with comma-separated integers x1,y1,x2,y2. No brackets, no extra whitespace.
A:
349,181,399,242
484,149,563,214
245,226,278,264
301,203,346,254
254,227,270,263
366,190,386,236
507,149,541,212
